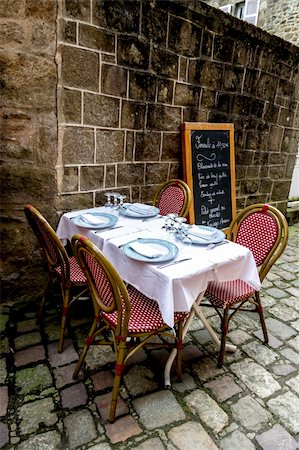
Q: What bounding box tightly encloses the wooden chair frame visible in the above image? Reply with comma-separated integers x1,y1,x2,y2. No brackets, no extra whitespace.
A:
153,179,191,218
71,234,186,423
24,205,88,352
204,203,289,367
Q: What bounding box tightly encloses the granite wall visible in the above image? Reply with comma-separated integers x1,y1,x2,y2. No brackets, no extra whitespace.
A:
1,0,299,302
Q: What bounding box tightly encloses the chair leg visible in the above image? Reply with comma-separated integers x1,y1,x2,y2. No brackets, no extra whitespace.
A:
73,318,98,379
218,308,229,368
176,321,183,382
36,278,52,324
58,287,70,353
109,343,126,423
255,292,269,343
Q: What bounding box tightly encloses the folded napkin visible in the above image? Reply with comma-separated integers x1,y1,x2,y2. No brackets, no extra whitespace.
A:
129,242,168,258
128,203,154,215
81,214,107,225
188,226,218,240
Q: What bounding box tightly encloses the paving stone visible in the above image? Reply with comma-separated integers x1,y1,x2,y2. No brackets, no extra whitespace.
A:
134,437,165,450
287,335,299,352
193,328,213,344
0,386,8,417
18,397,58,435
95,392,129,421
182,344,204,361
54,362,83,388
91,370,114,392
48,339,78,367
14,345,46,367
228,330,251,345
124,365,158,396
17,319,39,334
266,287,288,299
15,364,53,395
286,287,299,297
268,304,299,322
16,431,62,450
0,314,9,334
290,319,299,331
286,374,299,395
0,422,9,448
61,382,88,408
285,298,299,312
0,359,7,384
253,329,283,348
272,364,296,376
104,415,142,444
279,348,299,365
85,345,115,370
219,430,255,450
256,424,298,450
173,372,196,392
87,444,112,450
14,331,42,350
168,421,218,450
230,359,280,398
192,357,224,381
265,318,297,339
231,395,271,431
204,375,242,402
242,341,279,365
64,409,97,449
0,337,9,354
133,390,185,430
230,313,259,331
184,389,228,433
44,322,62,341
267,391,299,434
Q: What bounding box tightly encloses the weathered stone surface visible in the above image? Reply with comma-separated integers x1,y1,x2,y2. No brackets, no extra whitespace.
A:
151,46,178,78
62,88,81,123
184,389,229,433
192,357,224,381
91,370,114,392
0,359,7,384
129,72,156,102
85,345,115,370
61,383,88,409
272,363,296,376
84,93,120,127
121,101,146,130
242,341,279,365
204,375,242,402
95,391,129,421
104,415,142,444
61,46,99,91
267,391,299,433
15,331,41,350
124,365,158,396
146,104,181,131
168,16,202,57
134,437,165,450
279,348,299,365
133,391,186,430
135,131,161,161
93,0,140,33
101,64,127,97
15,364,53,395
231,395,271,431
220,430,256,450
173,373,197,392
81,166,104,191
64,0,90,20
16,431,61,450
286,374,299,395
62,126,94,165
0,422,9,448
256,424,298,450
118,36,150,70
64,409,97,449
18,398,57,434
0,386,8,417
230,359,281,398
79,24,115,52
53,362,83,389
14,345,46,367
168,421,218,450
96,130,124,163
48,340,78,367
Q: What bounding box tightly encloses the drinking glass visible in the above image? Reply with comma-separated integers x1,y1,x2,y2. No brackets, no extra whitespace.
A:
104,192,114,212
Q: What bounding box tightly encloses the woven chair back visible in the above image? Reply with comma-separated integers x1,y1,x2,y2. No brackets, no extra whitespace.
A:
153,179,191,217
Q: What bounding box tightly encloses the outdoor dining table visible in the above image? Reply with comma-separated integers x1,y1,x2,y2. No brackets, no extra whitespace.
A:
56,206,261,386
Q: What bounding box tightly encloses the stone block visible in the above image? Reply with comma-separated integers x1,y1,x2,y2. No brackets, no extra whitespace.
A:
84,93,119,127
129,71,156,102
104,415,142,444
0,0,24,18
179,57,188,81
134,437,165,450
222,67,245,93
62,126,94,165
121,100,146,130
146,104,181,131
15,331,41,350
61,88,81,123
80,166,104,191
279,108,295,127
168,421,218,450
25,0,56,19
79,24,115,52
257,73,279,101
104,165,116,189
243,68,260,95
61,46,98,91
213,36,234,63
60,19,76,44
14,345,46,367
168,17,202,57
161,133,181,161
117,163,144,186
31,22,56,56
144,163,169,184
118,36,150,70
201,31,213,58
256,424,298,450
220,430,255,450
124,365,158,396
15,364,53,395
61,382,88,408
91,370,114,392
267,391,299,434
233,40,253,66
16,431,61,450
272,181,292,201
93,0,140,33
18,397,58,435
204,375,242,402
135,131,161,161
141,3,167,45
0,21,24,47
61,193,94,212
64,409,97,449
95,391,129,421
101,65,127,97
174,83,201,107
151,46,178,79
0,422,9,448
231,395,271,431
96,130,124,164
62,167,78,193
0,386,8,417
194,60,224,90
48,339,78,367
64,0,90,21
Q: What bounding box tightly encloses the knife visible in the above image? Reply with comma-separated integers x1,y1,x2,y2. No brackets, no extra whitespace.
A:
157,258,192,269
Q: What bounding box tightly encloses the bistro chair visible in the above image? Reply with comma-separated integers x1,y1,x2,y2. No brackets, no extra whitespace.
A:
71,234,188,423
153,179,191,218
24,205,88,353
204,203,289,367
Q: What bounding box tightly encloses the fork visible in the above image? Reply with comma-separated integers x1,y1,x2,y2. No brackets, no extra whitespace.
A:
206,240,229,250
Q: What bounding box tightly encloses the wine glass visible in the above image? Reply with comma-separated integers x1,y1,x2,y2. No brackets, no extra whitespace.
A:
104,192,114,212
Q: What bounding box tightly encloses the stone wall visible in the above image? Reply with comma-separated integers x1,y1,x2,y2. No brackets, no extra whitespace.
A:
1,0,299,302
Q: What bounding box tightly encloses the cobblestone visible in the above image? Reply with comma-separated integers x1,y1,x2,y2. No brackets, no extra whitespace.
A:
0,224,298,449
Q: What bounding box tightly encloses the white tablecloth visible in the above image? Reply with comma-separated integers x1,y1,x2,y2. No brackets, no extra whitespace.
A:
56,207,261,328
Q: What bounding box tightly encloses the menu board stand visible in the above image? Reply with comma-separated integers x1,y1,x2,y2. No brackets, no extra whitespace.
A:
181,122,236,230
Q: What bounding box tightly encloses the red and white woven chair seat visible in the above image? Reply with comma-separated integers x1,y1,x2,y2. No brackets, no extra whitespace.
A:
205,279,255,308
158,186,185,216
102,285,188,334
55,256,86,284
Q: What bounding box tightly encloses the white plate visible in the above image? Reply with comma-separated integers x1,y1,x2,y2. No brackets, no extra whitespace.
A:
119,204,160,219
72,213,118,229
188,226,226,245
123,238,178,262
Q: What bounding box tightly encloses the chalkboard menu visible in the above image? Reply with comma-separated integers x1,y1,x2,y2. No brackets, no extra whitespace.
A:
181,122,236,230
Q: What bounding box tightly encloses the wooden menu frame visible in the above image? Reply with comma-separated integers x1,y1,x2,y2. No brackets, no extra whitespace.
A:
181,122,236,230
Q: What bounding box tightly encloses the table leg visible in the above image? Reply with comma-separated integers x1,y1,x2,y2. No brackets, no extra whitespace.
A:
164,291,236,387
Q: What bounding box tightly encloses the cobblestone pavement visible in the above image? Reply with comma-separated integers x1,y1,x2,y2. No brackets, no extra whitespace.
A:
0,224,298,450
